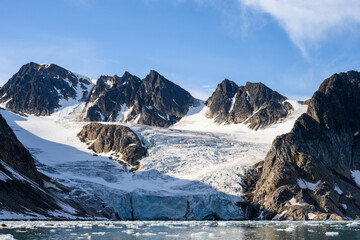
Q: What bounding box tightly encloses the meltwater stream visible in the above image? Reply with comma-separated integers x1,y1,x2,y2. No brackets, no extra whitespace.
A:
0,221,360,239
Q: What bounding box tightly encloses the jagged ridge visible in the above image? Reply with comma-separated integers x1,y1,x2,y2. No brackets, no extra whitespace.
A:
84,70,196,127
0,62,93,116
206,79,293,130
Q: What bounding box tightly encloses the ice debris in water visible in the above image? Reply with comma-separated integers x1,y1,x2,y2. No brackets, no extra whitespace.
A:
325,232,339,236
0,234,15,240
191,232,215,238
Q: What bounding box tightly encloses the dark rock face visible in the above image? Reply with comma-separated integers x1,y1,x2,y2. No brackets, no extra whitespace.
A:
0,113,86,219
0,114,43,185
84,70,195,127
84,72,141,122
78,123,147,167
206,80,292,130
0,62,93,115
245,71,360,220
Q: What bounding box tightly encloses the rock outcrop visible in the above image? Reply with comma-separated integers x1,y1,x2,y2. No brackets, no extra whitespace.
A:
0,62,93,116
84,70,196,127
206,80,293,130
78,123,147,167
244,71,360,220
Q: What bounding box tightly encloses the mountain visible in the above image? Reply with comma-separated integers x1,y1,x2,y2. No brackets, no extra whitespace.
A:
0,63,196,127
84,70,196,127
0,62,93,116
206,79,293,130
243,71,360,220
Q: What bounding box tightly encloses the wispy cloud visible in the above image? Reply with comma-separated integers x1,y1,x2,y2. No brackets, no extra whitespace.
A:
238,0,360,54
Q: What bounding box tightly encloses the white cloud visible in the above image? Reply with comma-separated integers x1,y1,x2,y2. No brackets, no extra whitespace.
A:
238,0,360,54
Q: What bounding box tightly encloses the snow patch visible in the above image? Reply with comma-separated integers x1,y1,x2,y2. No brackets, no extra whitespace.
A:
334,185,343,195
157,113,167,121
228,93,237,113
246,91,252,107
297,179,321,191
272,210,287,220
289,197,302,206
0,170,11,181
134,114,141,124
0,98,12,109
105,80,113,88
351,170,360,187
122,106,134,122
115,104,128,122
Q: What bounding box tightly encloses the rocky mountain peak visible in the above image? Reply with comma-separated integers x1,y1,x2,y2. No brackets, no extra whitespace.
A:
245,70,360,220
206,80,292,130
205,79,238,118
0,62,93,116
143,70,172,88
84,69,195,127
122,71,139,81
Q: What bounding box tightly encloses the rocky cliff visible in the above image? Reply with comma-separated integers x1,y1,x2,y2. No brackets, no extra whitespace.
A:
84,70,196,127
0,113,86,219
206,79,293,130
78,123,147,167
0,113,43,185
0,62,93,116
83,72,141,122
244,71,360,220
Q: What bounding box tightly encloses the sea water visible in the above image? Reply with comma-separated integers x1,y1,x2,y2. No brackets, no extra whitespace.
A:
0,220,359,239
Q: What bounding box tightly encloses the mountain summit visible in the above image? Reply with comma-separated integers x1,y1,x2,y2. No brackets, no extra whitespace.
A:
84,70,195,127
0,62,93,115
206,79,293,130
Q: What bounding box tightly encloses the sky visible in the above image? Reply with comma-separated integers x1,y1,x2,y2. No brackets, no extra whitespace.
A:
1,0,360,100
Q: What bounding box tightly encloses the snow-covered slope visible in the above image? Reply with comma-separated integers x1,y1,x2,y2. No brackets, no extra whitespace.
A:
0,99,307,220
172,100,308,144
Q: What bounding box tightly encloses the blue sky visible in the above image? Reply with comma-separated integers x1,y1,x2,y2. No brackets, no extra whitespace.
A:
1,0,360,100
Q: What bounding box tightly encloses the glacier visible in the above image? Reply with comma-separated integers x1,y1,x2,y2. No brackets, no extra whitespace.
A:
0,99,307,220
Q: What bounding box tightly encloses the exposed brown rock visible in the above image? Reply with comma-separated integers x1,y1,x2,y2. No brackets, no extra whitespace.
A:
78,123,147,166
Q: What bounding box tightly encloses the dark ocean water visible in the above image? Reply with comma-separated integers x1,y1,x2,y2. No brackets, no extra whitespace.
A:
0,220,359,239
